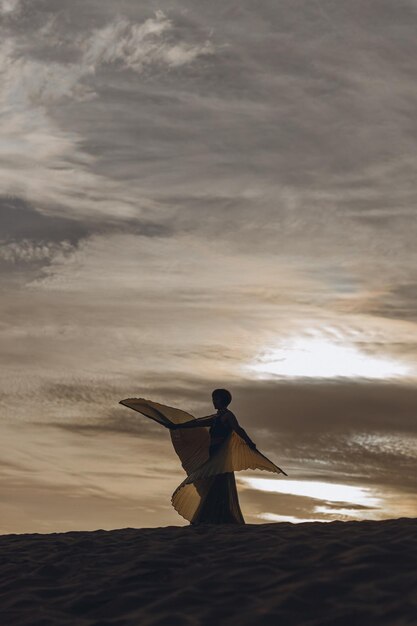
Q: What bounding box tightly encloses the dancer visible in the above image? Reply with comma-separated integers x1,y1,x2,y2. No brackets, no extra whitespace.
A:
120,388,287,524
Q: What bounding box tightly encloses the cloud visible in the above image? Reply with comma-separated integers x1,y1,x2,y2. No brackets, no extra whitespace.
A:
0,225,415,420
0,83,139,221
0,239,74,263
0,196,90,244
0,0,20,15
228,379,417,496
15,230,414,382
82,12,213,74
35,409,163,440
1,11,214,104
0,11,214,222
364,283,417,323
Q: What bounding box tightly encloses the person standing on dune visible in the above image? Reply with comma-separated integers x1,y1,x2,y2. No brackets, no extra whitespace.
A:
168,388,256,524
120,388,287,525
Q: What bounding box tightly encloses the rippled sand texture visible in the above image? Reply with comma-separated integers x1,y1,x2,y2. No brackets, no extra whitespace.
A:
1,518,416,625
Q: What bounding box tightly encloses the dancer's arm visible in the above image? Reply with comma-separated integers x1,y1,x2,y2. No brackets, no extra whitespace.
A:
169,414,217,429
224,411,257,449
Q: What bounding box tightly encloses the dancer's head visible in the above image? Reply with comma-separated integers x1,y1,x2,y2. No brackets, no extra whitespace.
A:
212,388,232,409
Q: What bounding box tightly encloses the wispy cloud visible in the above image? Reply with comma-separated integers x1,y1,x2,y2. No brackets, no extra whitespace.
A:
82,12,213,75
0,239,74,263
0,10,214,221
1,11,213,105
0,0,20,15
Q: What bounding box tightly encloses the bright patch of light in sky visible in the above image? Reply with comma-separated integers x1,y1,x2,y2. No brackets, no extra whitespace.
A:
258,513,328,524
240,478,382,509
245,337,412,379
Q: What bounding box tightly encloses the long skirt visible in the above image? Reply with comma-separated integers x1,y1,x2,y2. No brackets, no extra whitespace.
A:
191,472,245,525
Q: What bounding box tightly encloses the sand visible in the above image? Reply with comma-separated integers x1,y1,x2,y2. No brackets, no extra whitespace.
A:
0,517,416,626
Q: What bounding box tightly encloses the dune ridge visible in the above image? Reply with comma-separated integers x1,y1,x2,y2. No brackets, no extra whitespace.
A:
1,518,416,625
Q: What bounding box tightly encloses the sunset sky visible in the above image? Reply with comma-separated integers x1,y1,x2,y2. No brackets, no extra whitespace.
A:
1,0,416,533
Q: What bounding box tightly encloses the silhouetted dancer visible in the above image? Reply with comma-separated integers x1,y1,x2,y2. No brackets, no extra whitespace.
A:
120,388,287,525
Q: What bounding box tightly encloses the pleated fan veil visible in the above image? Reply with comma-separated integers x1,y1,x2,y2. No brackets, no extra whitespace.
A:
119,397,287,523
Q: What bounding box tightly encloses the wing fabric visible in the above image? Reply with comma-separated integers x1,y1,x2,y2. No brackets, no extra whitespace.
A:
171,430,287,522
119,397,195,426
119,397,210,475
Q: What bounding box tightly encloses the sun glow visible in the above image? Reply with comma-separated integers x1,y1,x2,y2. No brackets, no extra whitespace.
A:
245,337,411,379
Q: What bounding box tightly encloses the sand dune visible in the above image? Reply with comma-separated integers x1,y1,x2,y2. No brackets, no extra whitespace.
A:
1,518,416,625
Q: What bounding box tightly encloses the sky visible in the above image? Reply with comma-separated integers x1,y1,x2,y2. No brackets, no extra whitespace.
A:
1,0,417,533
